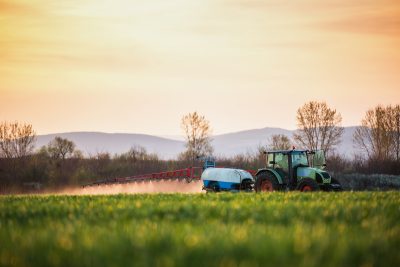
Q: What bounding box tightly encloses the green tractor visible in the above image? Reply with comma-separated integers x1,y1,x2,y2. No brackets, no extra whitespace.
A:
255,149,342,192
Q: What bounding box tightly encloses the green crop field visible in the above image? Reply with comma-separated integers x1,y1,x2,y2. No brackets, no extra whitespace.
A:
1,192,399,267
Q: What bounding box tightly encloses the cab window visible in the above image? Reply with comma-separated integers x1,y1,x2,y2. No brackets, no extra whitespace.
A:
267,153,274,168
291,152,309,167
274,153,289,173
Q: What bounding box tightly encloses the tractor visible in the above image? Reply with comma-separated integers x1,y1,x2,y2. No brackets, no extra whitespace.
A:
255,149,342,192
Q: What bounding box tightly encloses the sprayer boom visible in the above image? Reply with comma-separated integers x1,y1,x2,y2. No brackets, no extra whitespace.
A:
82,167,203,187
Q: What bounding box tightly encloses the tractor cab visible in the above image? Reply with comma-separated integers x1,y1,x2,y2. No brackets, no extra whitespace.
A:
255,149,340,192
266,150,311,188
267,149,326,169
267,150,309,172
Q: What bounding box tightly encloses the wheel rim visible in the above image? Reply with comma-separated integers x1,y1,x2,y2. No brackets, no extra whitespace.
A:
260,180,273,192
302,185,312,192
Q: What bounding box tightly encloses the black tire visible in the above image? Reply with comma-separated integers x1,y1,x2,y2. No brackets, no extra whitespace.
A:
296,178,320,192
240,179,253,192
255,172,280,192
330,177,343,191
207,181,220,193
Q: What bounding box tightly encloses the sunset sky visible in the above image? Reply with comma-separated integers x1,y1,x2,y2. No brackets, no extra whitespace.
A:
1,0,399,136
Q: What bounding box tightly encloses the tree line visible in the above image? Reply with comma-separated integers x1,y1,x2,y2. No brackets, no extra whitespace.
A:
293,102,400,174
0,102,399,191
181,103,400,172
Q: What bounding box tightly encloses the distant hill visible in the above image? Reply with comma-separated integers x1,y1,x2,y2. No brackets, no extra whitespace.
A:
36,127,358,159
212,127,293,157
213,126,358,157
36,132,185,159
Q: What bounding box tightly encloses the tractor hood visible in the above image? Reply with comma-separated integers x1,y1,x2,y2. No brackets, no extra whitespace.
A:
296,167,331,184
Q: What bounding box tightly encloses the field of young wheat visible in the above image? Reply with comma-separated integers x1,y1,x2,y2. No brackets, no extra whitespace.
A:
1,192,399,267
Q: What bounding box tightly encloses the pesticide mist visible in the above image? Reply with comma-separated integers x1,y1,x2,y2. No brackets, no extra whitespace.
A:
55,180,203,195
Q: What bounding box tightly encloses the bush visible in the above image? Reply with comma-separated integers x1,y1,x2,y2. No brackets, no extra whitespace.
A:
335,173,400,191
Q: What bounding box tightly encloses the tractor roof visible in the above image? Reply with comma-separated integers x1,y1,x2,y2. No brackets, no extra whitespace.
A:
266,149,309,154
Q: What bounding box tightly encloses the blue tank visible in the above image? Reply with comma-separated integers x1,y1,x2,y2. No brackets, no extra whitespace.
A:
201,168,254,192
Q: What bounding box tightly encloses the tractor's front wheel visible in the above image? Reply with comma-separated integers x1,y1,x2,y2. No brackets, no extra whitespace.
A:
297,178,320,192
330,178,343,191
255,172,280,192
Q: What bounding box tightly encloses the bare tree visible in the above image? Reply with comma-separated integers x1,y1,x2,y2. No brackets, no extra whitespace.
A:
123,145,159,162
268,134,292,150
0,121,36,158
293,101,343,154
389,105,400,161
180,111,213,162
355,105,400,161
47,137,76,160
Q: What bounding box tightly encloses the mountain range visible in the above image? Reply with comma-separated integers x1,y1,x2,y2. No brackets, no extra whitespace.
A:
36,127,358,159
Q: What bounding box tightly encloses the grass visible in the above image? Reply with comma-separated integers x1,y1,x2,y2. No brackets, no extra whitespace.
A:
0,192,399,267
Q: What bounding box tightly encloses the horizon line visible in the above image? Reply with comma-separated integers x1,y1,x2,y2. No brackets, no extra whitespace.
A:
35,125,360,138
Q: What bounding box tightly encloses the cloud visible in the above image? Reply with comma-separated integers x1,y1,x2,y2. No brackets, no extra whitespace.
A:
223,0,294,9
0,1,148,74
319,13,400,36
0,1,27,13
0,0,41,16
224,0,400,36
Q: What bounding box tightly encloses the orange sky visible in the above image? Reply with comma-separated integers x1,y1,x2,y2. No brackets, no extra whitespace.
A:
1,0,399,135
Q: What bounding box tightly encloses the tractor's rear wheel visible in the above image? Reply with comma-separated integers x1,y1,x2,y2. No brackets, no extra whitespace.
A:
297,178,320,192
255,172,280,192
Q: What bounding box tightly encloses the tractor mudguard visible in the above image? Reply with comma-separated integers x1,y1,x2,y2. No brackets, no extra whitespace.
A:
255,169,284,184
